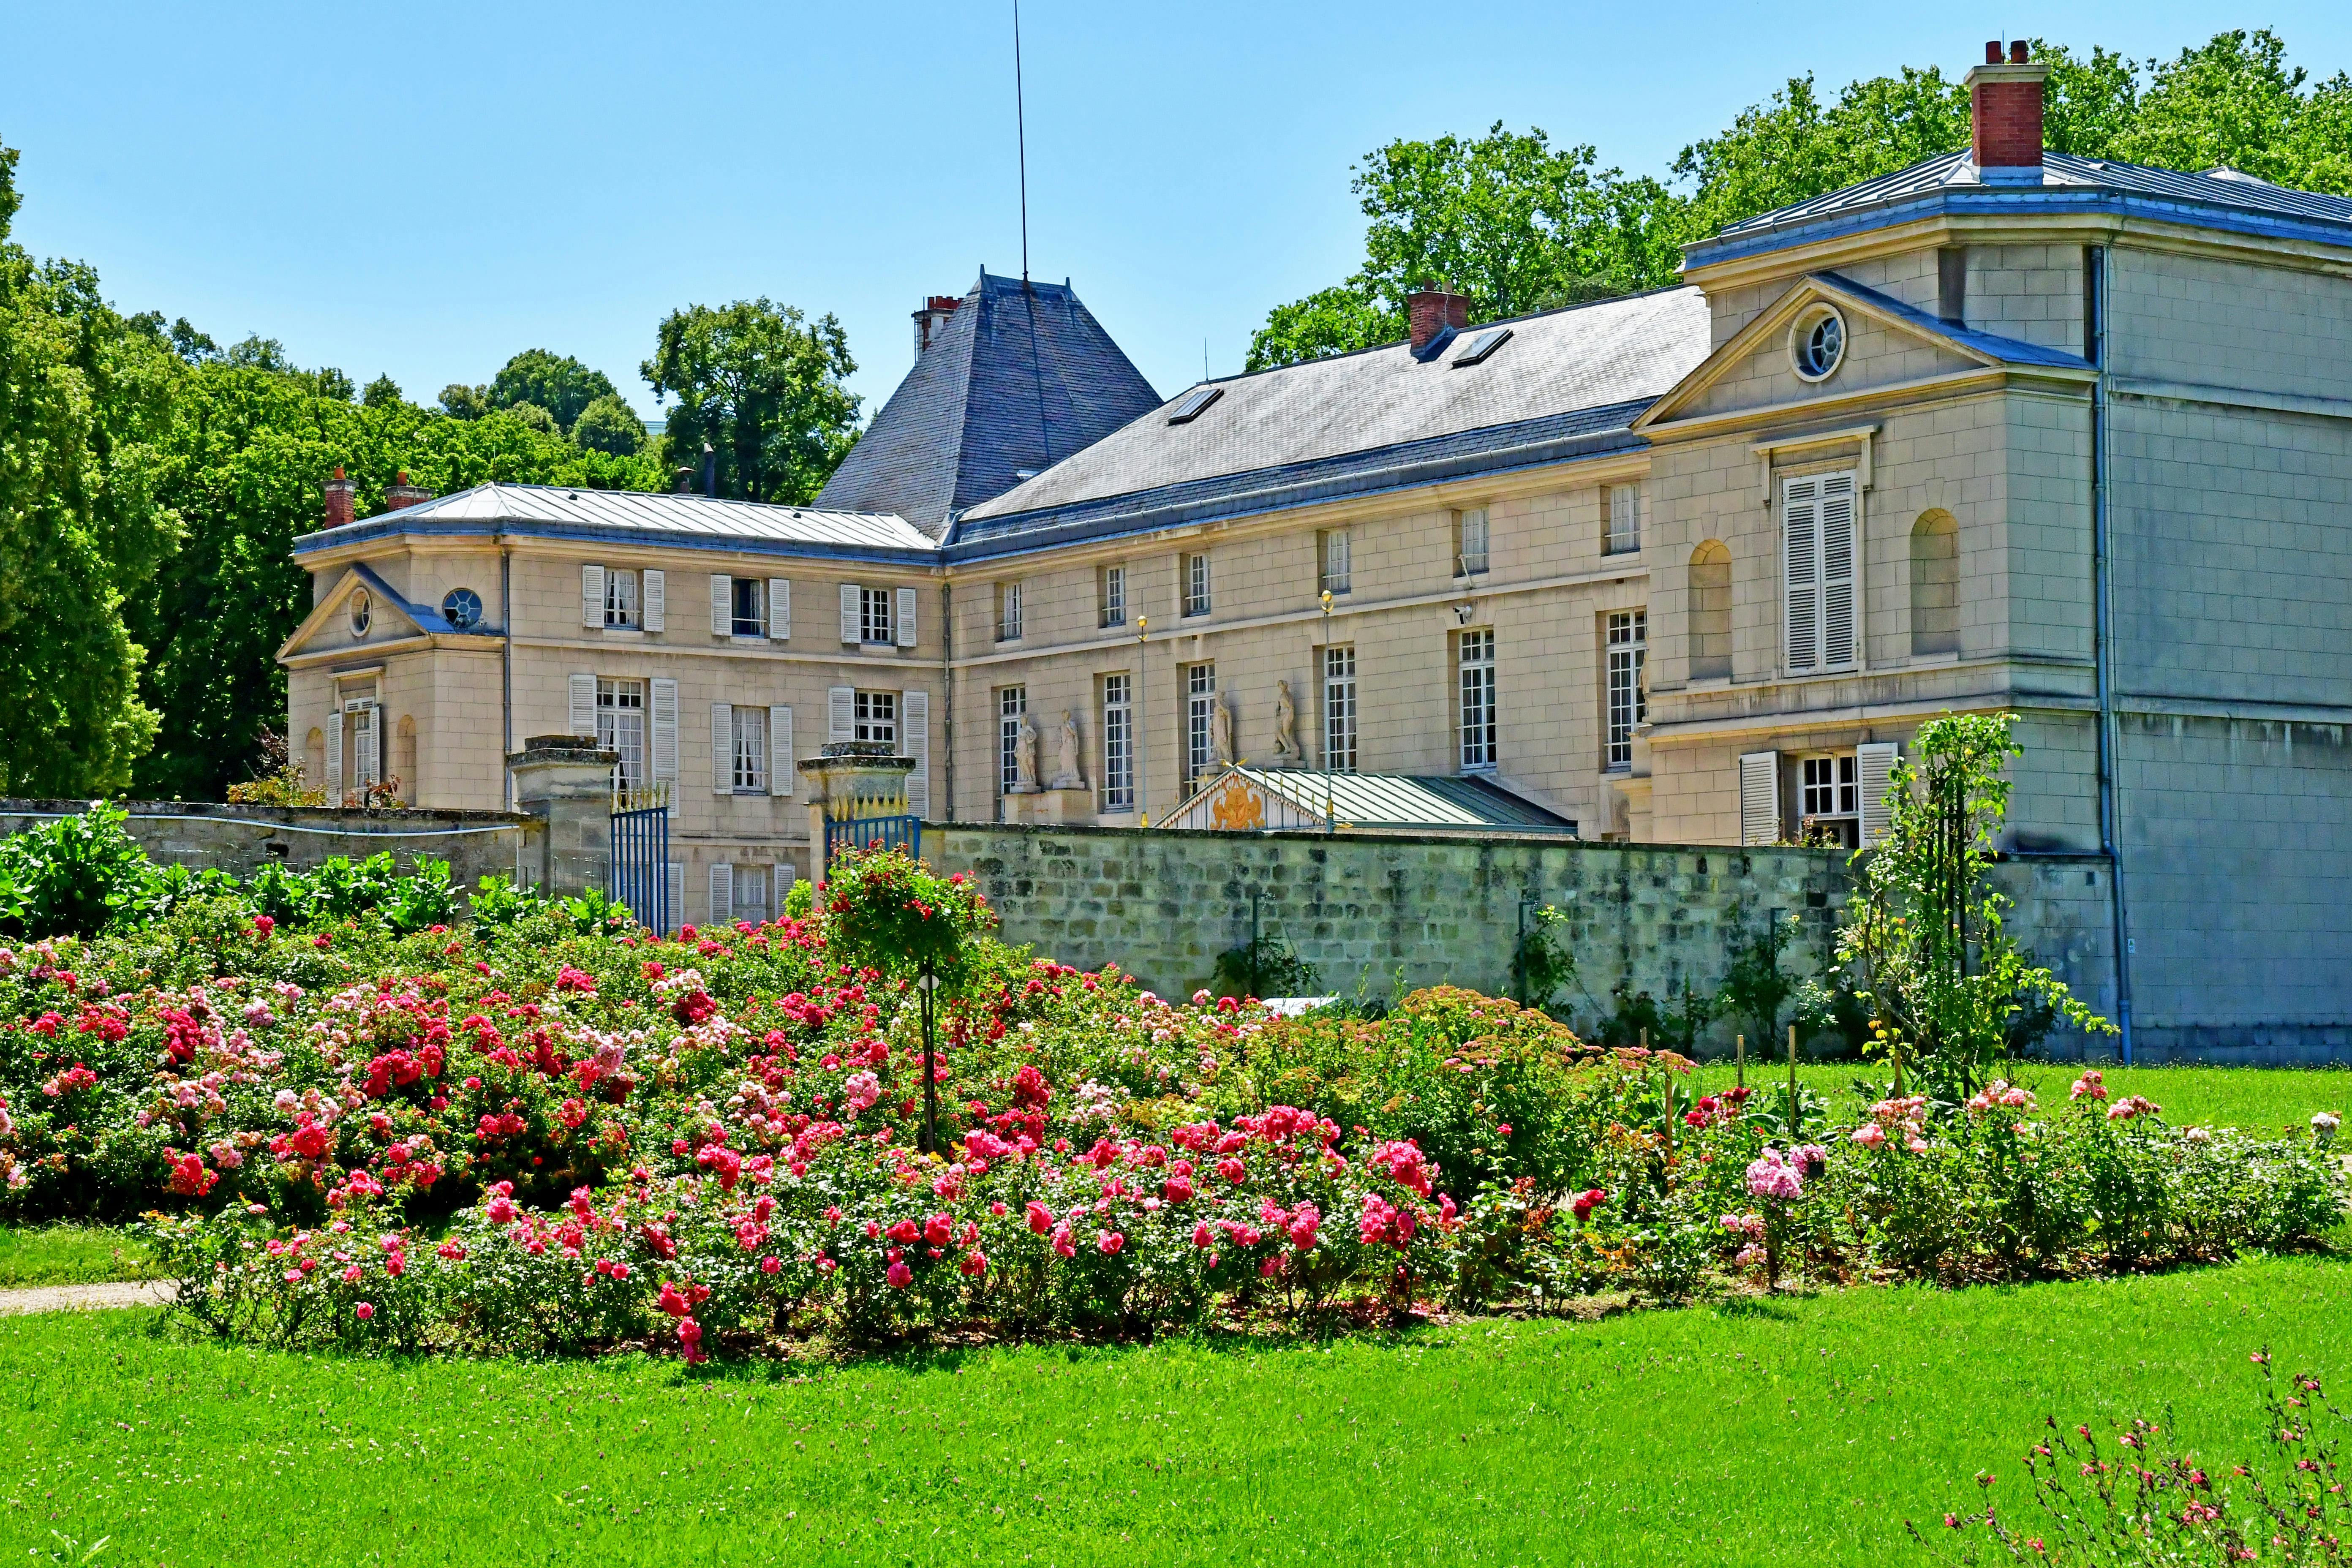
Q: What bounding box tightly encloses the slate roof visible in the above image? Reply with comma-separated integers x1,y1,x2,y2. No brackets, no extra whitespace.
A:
815,272,1162,539
950,286,1710,556
291,482,939,565
1809,272,2091,370
1689,150,2352,268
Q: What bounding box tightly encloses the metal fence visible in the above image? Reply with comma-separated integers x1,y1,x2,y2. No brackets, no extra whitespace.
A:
825,813,920,864
610,784,671,933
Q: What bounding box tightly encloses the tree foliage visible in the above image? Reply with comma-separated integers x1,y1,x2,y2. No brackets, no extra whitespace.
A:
0,139,182,795
570,392,645,456
1250,30,2352,369
486,348,617,431
642,299,860,504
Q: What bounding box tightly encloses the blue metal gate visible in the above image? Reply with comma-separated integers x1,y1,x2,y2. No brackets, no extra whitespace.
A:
609,784,672,933
825,812,921,863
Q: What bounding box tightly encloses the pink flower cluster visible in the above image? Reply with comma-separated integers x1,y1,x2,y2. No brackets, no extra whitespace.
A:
1745,1147,1805,1202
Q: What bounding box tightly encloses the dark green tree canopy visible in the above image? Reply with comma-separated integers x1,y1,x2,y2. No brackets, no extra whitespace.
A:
642,299,860,504
1250,29,2352,370
571,392,646,456
361,373,401,409
488,348,617,431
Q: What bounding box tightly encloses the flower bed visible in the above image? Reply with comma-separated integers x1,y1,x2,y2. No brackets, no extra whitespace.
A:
0,861,2339,1359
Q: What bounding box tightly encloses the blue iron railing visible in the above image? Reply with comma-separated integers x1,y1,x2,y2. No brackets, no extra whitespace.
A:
825,813,920,863
609,783,671,933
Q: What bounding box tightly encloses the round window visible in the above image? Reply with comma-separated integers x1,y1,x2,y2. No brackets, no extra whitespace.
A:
442,587,483,630
349,591,371,637
1790,305,1847,382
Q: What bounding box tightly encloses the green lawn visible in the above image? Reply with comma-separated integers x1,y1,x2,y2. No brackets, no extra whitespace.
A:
0,1226,158,1290
1692,1059,2349,1133
5,1253,2349,1566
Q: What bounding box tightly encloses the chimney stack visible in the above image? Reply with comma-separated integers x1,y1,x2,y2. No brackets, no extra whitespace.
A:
1406,283,1472,353
700,443,717,498
323,466,356,527
382,471,433,512
1966,40,2050,185
912,294,962,354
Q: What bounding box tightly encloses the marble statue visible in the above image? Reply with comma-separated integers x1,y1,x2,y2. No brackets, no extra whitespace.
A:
1013,712,1041,792
1211,695,1234,766
1050,709,1084,789
1271,681,1300,765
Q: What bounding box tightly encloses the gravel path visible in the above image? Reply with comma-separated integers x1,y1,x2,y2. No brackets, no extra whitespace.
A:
0,1280,175,1315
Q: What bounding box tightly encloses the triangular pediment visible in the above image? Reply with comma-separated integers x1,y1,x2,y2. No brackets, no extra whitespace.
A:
277,564,430,662
1636,273,2040,430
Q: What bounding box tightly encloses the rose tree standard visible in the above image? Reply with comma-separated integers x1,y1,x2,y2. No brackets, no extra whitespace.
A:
819,847,997,1152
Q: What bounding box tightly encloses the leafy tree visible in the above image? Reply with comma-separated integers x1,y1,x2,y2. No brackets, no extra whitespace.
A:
571,392,645,455
502,400,558,436
0,139,182,795
1247,125,1680,370
642,299,860,504
1717,912,1805,1054
361,373,402,409
2110,30,2352,193
305,366,356,403
438,382,490,419
487,348,617,431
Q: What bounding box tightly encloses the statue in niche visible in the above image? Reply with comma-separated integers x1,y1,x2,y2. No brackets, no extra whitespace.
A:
1050,709,1084,789
1271,681,1301,766
1013,712,1041,793
1211,695,1234,767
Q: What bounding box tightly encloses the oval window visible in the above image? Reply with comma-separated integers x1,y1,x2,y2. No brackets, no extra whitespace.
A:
349,590,372,637
442,587,483,630
1790,305,1847,382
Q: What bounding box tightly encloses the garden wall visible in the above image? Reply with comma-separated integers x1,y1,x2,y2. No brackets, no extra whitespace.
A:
0,800,535,894
923,825,2129,1060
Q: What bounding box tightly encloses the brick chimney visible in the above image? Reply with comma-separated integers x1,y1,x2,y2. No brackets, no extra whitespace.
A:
912,294,961,355
1407,283,1471,353
323,466,356,528
382,471,433,512
1966,40,2050,185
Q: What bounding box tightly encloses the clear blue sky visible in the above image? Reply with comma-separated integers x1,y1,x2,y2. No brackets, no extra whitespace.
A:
7,2,2346,421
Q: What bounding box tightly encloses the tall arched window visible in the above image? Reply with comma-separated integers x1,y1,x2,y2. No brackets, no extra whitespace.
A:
1688,539,1732,680
1911,509,1960,655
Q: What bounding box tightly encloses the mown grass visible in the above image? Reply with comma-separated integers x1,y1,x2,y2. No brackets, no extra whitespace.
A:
1690,1059,2349,1133
4,1252,2348,1566
0,1226,158,1290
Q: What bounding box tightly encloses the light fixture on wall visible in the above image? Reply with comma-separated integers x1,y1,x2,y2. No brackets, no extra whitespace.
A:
1454,602,1476,626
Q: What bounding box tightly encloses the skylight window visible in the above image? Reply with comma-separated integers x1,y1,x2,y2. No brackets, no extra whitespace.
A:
1166,386,1223,424
1452,327,1513,366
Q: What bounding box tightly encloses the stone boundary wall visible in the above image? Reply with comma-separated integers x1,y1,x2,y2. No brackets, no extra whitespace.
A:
0,800,536,896
923,824,2140,1060
925,823,1852,1052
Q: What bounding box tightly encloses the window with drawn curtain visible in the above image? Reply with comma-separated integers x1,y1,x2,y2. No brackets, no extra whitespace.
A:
597,678,646,788
1183,553,1211,618
1185,663,1217,784
1099,564,1127,629
1318,528,1351,596
731,705,767,792
1604,485,1641,556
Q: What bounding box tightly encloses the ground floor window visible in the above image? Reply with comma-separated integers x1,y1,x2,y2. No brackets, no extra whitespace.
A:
1458,630,1495,772
1185,663,1217,786
597,678,646,789
1799,751,1860,847
1100,674,1133,812
999,686,1027,795
1605,609,1647,770
1323,645,1356,772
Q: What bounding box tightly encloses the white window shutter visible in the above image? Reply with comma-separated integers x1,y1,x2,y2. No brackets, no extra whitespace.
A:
896,586,918,647
828,686,854,741
1857,741,1900,844
768,578,789,640
324,706,343,798
650,677,678,784
710,574,731,637
1783,477,1820,672
769,705,792,796
1739,751,1780,846
665,861,683,934
568,672,596,740
902,689,930,817
1820,474,1857,668
708,863,733,926
840,583,860,642
582,565,605,629
354,704,380,788
643,569,666,632
712,703,733,793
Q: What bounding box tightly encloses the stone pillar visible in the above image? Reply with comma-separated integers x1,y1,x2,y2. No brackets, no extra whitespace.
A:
796,741,917,883
508,735,617,896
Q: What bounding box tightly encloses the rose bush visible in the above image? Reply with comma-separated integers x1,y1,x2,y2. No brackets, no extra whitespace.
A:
0,829,2338,1359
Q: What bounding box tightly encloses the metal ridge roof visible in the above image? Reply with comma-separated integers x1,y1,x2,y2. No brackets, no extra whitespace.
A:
1810,272,2091,370
942,401,1655,561
1689,150,2352,267
291,482,940,562
1165,765,1579,835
